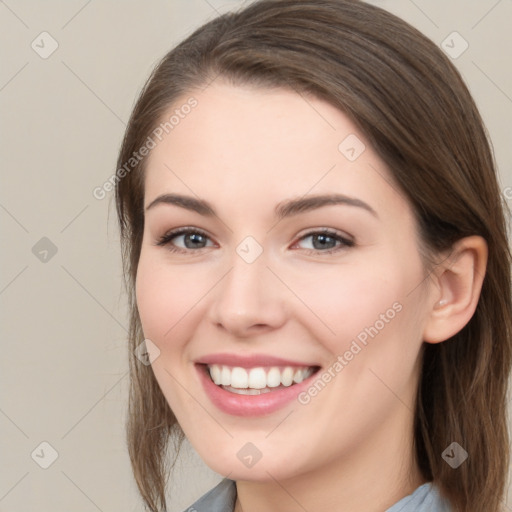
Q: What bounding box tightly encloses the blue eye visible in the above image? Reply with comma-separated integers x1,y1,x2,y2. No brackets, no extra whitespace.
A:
156,228,214,252
295,230,353,253
156,227,354,255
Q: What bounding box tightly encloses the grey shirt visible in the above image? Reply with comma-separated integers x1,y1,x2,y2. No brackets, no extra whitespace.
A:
182,478,453,511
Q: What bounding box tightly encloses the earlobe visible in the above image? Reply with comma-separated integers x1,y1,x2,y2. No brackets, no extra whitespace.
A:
422,236,488,344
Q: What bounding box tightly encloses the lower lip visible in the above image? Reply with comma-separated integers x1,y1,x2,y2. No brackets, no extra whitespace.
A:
196,364,319,417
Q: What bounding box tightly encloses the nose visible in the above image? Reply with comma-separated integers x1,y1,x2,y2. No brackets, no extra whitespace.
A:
207,248,287,338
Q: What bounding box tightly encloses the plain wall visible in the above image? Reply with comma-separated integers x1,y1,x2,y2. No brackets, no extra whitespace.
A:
1,1,511,510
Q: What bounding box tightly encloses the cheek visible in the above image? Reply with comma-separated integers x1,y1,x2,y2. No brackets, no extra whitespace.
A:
290,267,424,446
135,253,204,412
301,259,425,418
286,259,412,357
135,252,195,344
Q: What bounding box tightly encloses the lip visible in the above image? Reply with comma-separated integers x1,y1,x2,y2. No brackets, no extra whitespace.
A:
195,359,320,417
195,352,318,369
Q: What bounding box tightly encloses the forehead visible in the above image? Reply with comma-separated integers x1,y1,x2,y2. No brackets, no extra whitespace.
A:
143,81,409,221
156,82,352,159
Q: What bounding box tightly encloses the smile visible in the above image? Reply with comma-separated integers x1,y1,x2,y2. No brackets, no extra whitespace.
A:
207,364,316,395
196,358,321,416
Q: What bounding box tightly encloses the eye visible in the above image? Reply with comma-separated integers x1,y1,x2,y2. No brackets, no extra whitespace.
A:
155,227,215,253
155,227,354,255
292,229,354,254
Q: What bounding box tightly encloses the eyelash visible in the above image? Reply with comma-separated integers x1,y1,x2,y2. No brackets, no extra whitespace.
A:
155,227,355,255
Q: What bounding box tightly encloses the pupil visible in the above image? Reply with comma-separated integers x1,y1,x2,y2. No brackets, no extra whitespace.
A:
313,234,335,250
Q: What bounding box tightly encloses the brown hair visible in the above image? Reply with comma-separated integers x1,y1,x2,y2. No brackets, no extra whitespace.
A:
115,1,512,510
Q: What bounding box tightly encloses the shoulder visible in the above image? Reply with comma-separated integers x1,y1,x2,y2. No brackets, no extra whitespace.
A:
181,479,453,512
386,482,453,512
181,478,237,512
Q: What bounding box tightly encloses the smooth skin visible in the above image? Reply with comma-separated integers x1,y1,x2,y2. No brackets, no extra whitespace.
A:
135,81,487,512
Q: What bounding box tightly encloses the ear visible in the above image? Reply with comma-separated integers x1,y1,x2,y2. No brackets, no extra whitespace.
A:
422,236,488,344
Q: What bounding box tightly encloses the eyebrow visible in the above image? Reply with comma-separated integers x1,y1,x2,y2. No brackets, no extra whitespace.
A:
145,193,378,219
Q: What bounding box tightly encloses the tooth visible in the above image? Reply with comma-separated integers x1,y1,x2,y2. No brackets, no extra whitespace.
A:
231,367,249,388
226,386,261,395
281,367,294,387
210,364,222,385
303,367,314,380
293,368,304,384
221,366,231,386
267,367,281,387
248,367,267,389
212,364,316,391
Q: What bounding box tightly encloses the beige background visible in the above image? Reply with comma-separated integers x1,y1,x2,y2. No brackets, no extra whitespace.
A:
1,1,511,511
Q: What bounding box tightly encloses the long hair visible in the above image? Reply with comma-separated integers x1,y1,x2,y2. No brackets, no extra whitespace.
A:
115,1,512,510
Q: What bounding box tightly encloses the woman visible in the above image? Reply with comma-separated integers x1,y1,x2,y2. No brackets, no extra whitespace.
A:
115,1,512,510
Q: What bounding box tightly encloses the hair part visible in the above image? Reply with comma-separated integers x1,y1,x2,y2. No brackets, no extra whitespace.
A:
115,1,512,510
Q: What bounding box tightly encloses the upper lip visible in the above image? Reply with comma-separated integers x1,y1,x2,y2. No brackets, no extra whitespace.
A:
195,353,319,369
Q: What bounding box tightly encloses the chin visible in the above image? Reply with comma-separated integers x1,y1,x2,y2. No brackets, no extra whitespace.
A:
192,439,308,483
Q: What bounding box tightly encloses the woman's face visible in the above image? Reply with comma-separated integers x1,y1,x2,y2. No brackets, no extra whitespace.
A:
136,81,433,482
